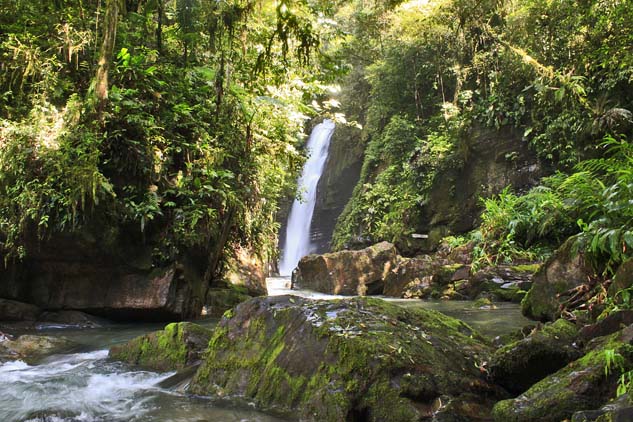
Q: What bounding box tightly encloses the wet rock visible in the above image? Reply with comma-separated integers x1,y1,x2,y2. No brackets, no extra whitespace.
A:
38,310,108,328
109,322,213,371
489,318,582,394
580,310,633,342
293,241,399,295
0,298,43,321
522,238,595,321
492,328,633,422
189,295,504,422
224,245,268,296
0,335,77,363
572,395,633,422
472,264,538,303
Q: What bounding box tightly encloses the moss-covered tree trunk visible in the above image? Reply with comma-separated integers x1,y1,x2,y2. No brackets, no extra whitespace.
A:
94,0,120,117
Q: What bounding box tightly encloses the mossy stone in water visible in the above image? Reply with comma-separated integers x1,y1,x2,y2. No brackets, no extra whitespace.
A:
109,322,212,371
189,295,504,422
489,318,581,394
492,330,633,422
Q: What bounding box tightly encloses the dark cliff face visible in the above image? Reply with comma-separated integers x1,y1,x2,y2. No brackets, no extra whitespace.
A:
385,125,546,255
310,124,364,253
420,125,544,236
0,225,209,321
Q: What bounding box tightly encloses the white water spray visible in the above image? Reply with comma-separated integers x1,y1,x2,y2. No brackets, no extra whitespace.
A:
279,119,335,276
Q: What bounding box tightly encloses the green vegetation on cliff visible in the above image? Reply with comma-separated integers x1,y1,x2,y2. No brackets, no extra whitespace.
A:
329,0,633,266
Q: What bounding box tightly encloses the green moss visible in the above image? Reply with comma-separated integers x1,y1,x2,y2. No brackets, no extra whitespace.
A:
492,333,633,422
510,264,542,274
190,296,495,421
109,322,211,371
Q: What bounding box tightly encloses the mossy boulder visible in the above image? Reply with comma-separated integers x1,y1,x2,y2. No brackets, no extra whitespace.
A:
521,238,595,321
489,318,582,394
572,394,633,422
204,286,252,317
293,241,399,295
189,295,503,421
492,328,633,422
109,322,212,371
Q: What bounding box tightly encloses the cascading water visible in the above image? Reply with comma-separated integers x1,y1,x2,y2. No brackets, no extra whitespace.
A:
279,119,335,276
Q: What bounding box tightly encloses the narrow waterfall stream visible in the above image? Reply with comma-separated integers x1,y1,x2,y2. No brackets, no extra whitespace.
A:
279,119,335,276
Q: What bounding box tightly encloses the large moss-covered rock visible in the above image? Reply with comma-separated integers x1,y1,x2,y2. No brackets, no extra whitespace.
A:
109,322,212,371
521,238,595,321
492,328,633,422
189,295,503,421
292,241,399,295
489,318,582,394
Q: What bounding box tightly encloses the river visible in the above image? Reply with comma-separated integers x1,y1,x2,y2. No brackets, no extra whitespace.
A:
0,281,531,422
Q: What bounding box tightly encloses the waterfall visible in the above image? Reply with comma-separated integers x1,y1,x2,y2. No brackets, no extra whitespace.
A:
279,119,335,276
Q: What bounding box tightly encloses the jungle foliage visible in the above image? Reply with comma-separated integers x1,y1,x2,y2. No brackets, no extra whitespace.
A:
330,0,633,274
0,0,341,275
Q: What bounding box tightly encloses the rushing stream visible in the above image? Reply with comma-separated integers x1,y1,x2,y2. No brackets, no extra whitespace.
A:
0,322,289,422
0,281,531,422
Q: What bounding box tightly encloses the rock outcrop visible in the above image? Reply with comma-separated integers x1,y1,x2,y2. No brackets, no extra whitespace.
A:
0,299,43,321
109,322,212,371
0,231,209,321
223,245,268,296
189,295,503,422
292,241,399,295
0,334,77,363
417,126,544,251
521,237,595,321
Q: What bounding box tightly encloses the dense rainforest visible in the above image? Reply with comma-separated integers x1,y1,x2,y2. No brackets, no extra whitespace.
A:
2,0,633,421
0,0,343,309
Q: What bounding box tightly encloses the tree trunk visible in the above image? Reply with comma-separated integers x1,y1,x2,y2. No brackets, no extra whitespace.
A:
94,0,120,117
156,0,163,53
203,207,235,285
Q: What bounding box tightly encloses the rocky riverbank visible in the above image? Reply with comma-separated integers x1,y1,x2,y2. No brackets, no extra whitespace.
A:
109,294,633,422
